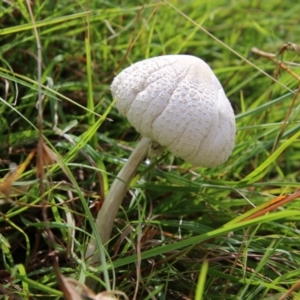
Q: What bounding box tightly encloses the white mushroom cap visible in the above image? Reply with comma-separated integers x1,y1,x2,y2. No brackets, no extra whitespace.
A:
111,55,235,167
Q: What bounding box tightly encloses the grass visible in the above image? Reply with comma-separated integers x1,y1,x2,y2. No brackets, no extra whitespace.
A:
1,0,300,299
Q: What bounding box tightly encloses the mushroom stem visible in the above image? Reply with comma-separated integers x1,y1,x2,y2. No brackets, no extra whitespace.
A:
85,136,152,265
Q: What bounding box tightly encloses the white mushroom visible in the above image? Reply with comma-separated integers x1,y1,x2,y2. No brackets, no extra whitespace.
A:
113,55,235,167
85,55,235,267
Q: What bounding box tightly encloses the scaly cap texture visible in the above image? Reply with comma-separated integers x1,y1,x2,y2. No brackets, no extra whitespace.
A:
111,55,235,167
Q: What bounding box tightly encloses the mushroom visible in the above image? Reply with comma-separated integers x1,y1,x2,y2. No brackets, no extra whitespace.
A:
85,54,235,266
